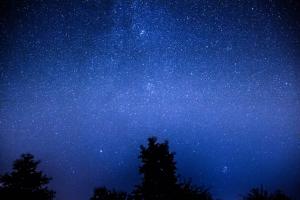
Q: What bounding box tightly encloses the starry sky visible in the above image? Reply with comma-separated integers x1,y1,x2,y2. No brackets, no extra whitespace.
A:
0,0,300,199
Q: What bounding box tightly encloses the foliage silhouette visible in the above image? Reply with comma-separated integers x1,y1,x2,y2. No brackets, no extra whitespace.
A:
0,153,55,200
90,187,129,200
133,137,213,200
0,139,294,200
243,186,291,200
133,137,178,200
177,180,213,200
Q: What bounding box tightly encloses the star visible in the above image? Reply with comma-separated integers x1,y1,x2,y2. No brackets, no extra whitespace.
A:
139,30,146,36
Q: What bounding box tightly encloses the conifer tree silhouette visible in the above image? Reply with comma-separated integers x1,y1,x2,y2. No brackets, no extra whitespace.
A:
133,137,213,200
0,153,55,200
133,137,178,200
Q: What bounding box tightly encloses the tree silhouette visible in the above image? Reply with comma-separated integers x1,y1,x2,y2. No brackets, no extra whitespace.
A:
133,137,178,200
243,186,291,200
90,187,129,200
0,153,55,200
133,137,213,200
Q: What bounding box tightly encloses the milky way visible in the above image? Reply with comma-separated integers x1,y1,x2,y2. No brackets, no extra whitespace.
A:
0,1,300,199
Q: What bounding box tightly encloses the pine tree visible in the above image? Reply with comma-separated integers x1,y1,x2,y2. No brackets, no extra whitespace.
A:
133,137,178,200
0,153,55,200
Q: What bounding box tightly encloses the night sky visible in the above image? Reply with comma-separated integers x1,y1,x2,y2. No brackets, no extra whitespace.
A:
1,0,300,199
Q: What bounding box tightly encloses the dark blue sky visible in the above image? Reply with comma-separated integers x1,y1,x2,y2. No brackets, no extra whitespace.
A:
1,0,300,199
